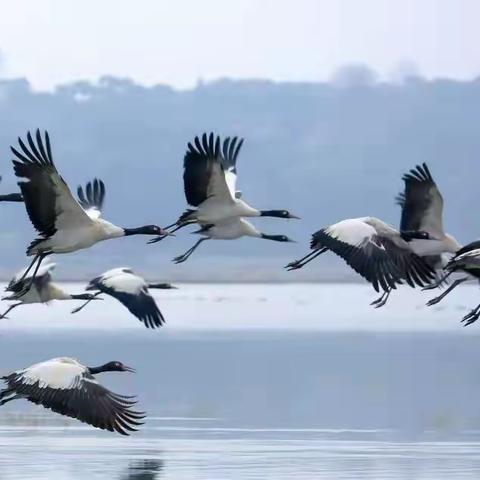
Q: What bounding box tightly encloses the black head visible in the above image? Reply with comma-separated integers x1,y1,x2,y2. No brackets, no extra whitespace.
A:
260,210,300,219
261,234,296,243
124,225,172,236
89,361,136,374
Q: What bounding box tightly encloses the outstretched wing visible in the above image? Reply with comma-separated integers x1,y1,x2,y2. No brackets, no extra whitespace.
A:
91,271,165,329
183,133,243,207
11,130,93,241
107,288,165,329
311,218,434,292
399,163,444,237
1,367,144,435
77,178,106,220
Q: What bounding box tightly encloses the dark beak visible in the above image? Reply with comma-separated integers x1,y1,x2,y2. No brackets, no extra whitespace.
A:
288,214,301,219
123,365,136,373
148,230,175,244
148,236,162,244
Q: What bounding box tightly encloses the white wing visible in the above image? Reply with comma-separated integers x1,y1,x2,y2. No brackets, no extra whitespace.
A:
18,357,85,389
103,271,146,294
100,267,135,279
312,217,434,291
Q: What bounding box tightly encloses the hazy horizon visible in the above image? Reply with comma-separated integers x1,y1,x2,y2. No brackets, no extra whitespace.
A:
1,1,480,90
0,72,479,281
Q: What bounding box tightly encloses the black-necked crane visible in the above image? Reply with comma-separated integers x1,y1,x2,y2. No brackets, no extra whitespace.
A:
369,163,463,307
10,130,171,293
0,262,101,319
0,357,144,435
173,217,295,264
285,217,435,304
424,240,480,325
71,267,176,329
149,132,298,243
0,176,23,202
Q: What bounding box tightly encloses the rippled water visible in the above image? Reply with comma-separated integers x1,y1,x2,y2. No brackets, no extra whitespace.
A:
1,423,480,479
0,283,479,478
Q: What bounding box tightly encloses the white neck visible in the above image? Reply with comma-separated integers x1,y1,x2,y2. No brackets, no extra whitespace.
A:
444,233,462,253
47,284,72,301
240,219,262,238
96,218,125,239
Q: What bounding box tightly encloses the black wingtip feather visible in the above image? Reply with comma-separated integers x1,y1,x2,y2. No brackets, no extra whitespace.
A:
402,163,434,184
77,178,106,212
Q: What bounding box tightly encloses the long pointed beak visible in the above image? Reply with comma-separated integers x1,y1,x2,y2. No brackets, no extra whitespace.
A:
148,231,175,244
123,365,136,373
147,236,162,244
287,239,297,243
288,214,301,219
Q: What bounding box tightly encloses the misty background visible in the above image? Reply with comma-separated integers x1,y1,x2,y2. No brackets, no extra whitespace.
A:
0,1,478,281
0,72,478,280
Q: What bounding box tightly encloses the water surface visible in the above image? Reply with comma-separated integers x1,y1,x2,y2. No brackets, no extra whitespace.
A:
1,283,479,479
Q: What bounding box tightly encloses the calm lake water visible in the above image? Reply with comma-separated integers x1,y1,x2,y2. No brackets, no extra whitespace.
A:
1,283,480,479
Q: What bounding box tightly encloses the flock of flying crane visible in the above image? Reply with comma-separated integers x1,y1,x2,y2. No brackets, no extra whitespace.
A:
0,129,478,436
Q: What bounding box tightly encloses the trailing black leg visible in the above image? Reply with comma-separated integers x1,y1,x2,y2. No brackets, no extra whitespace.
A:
173,238,209,264
0,303,21,319
423,270,453,291
371,289,391,308
14,254,41,285
426,277,468,307
285,248,327,271
71,291,103,314
462,303,480,327
21,253,50,294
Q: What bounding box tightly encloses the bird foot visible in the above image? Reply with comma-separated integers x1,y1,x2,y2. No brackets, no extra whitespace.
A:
285,261,302,270
426,296,441,307
370,292,389,308
173,255,188,264
462,311,480,327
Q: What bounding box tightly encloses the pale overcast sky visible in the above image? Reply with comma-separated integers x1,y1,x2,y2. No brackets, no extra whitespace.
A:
0,0,478,91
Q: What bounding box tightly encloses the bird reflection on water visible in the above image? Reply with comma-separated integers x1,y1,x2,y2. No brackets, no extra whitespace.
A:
121,459,164,480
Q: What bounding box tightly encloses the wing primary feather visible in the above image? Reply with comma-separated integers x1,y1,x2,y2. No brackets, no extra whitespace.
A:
35,129,50,164
18,136,39,164
27,132,44,164
228,137,237,161
10,146,31,164
233,138,244,162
